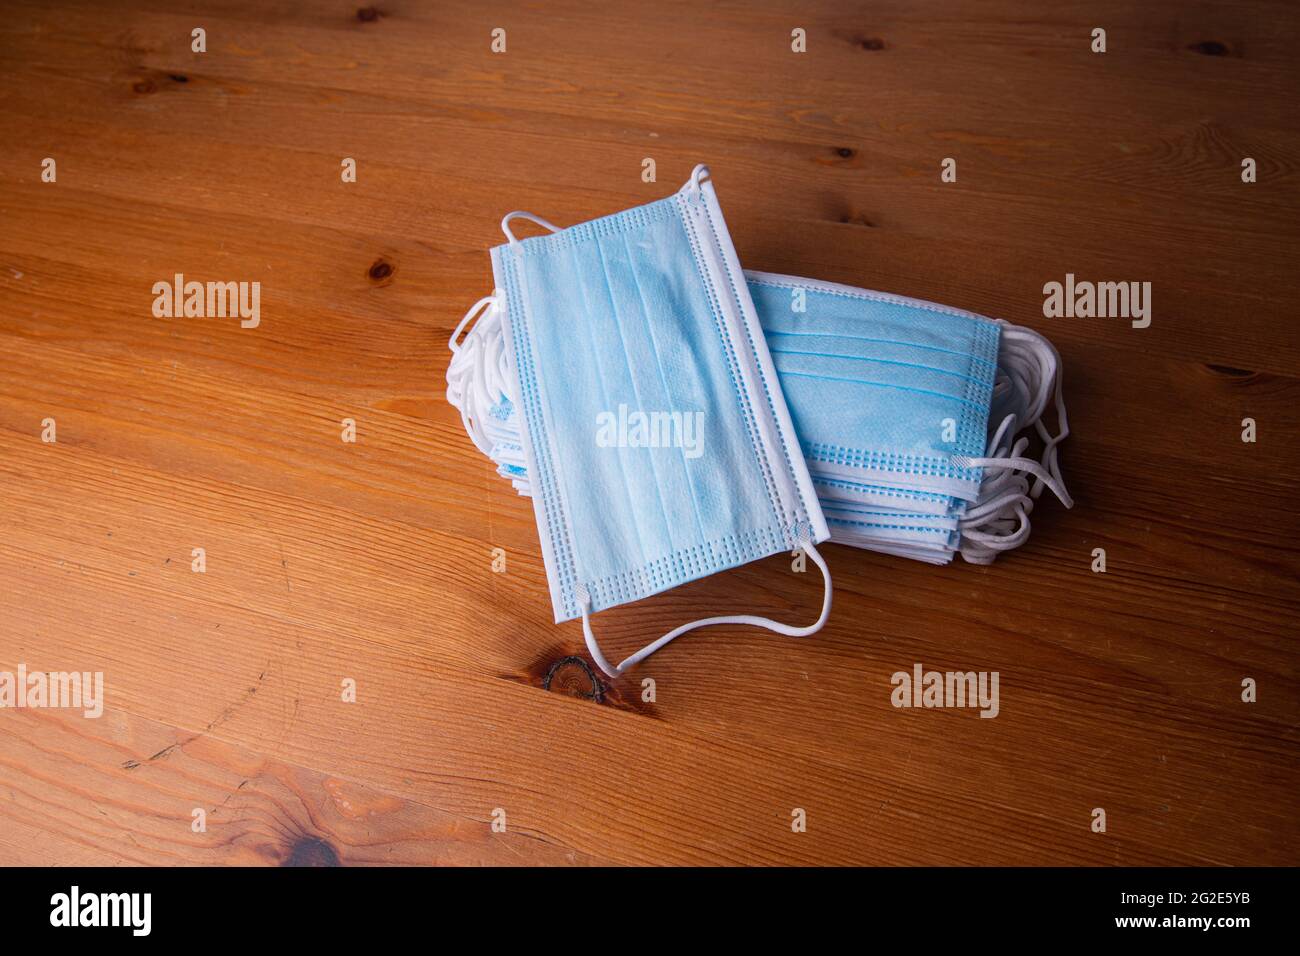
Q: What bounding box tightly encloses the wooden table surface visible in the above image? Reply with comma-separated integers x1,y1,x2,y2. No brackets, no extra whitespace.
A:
1,0,1296,867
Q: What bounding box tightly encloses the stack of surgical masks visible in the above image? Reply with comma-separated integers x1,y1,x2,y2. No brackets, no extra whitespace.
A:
445,165,1070,676
449,272,1070,568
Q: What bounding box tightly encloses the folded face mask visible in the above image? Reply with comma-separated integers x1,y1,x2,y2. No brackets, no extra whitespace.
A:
453,166,831,677
748,272,1071,563
748,272,1000,501
452,269,1071,567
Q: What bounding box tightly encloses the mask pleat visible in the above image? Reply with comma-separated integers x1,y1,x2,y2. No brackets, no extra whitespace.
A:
607,230,710,550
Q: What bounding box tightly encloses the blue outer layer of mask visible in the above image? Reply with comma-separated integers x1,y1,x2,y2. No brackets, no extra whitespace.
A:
747,272,1000,502
492,177,827,623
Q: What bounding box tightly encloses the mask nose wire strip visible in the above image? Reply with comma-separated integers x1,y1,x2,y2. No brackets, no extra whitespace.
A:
577,535,833,679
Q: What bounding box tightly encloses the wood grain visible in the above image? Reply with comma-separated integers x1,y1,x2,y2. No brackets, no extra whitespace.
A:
0,0,1296,866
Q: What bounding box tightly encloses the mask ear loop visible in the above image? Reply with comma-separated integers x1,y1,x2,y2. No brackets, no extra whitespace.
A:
447,211,564,463
959,503,1032,564
1000,325,1070,502
503,166,708,247
576,528,833,678
678,164,712,199
952,323,1073,509
954,323,1071,563
953,451,1072,508
449,294,498,353
501,211,562,245
447,292,507,457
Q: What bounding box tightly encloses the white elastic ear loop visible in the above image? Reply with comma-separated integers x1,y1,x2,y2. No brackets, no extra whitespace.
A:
960,508,1031,564
577,535,833,679
956,423,1032,560
998,324,1071,503
500,211,562,245
446,292,509,457
506,168,709,243
953,451,1073,508
449,295,498,353
962,504,1031,550
954,323,1073,509
954,324,1072,563
678,164,711,197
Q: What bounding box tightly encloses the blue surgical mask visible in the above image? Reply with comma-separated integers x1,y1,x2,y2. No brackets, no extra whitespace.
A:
452,167,831,677
749,271,1071,561
747,271,1001,503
